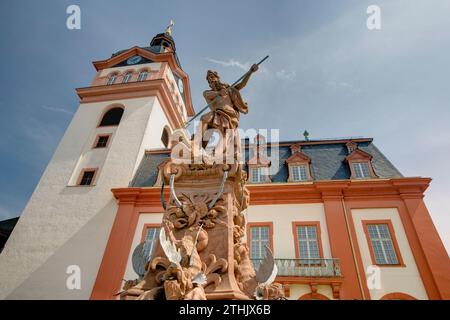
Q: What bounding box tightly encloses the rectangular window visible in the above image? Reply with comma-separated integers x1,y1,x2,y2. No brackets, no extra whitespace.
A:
94,135,110,148
366,223,399,265
78,170,96,186
352,162,371,178
292,165,308,181
249,225,271,259
142,226,160,261
251,167,266,183
296,225,321,263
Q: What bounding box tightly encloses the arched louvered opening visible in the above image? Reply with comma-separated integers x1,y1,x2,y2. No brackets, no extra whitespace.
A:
99,107,124,127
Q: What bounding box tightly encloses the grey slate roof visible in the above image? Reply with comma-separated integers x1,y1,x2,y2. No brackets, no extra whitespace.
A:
130,139,403,187
0,216,19,251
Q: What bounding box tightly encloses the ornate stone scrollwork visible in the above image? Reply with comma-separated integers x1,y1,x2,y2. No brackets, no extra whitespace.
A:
166,193,227,230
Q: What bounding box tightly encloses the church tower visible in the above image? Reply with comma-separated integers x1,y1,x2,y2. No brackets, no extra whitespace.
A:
0,30,194,299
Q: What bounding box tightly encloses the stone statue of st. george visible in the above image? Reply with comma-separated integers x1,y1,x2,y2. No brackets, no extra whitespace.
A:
200,64,258,148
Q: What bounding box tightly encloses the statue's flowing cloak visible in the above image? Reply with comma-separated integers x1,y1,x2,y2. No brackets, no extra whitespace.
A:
229,86,248,115
202,86,248,130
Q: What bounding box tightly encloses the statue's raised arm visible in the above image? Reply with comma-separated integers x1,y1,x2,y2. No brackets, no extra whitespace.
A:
234,64,259,90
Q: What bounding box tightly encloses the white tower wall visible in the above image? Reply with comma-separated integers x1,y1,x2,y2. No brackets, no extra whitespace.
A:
0,96,170,299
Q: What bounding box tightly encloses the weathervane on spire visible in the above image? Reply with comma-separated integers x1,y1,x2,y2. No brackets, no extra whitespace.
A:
165,20,174,36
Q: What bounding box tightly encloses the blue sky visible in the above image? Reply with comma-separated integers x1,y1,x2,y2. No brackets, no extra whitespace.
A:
0,0,449,252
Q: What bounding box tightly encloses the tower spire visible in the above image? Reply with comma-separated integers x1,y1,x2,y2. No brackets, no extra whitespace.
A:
165,19,174,36
150,20,176,52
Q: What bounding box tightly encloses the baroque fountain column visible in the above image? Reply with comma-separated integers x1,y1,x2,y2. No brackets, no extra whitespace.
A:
120,62,283,300
162,162,252,300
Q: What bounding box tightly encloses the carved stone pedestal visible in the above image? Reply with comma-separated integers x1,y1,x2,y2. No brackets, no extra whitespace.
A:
120,163,258,300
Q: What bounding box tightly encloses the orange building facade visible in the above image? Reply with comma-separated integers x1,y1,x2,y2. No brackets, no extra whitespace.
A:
92,151,450,300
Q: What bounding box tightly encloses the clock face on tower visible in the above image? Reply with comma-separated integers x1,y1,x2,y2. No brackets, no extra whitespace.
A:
126,55,142,65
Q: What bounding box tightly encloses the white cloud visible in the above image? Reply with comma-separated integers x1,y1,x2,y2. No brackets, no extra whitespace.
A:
42,106,74,115
205,57,250,71
206,57,295,80
275,69,296,80
327,80,360,93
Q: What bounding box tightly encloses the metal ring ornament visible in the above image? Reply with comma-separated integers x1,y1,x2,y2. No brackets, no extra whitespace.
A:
160,179,167,210
169,173,183,208
208,169,229,209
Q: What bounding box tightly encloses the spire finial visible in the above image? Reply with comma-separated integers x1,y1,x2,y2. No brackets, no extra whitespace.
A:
165,20,174,36
303,130,310,141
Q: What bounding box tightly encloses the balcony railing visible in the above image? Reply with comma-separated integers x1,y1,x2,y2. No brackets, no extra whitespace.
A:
251,258,341,277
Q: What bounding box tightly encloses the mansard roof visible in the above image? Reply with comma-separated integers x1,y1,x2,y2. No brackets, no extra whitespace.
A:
130,138,403,187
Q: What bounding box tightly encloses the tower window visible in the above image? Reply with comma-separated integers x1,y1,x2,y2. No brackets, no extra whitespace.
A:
161,127,170,148
99,107,124,127
78,169,97,186
107,74,117,85
93,135,110,148
122,72,132,83
138,71,148,81
352,162,371,179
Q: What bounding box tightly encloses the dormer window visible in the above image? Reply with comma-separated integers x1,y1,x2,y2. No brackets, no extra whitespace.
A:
247,135,271,184
122,72,132,83
345,142,377,179
107,73,117,85
138,71,148,81
286,143,312,182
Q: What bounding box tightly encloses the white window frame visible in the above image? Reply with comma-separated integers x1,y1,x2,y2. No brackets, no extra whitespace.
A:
251,166,266,183
367,224,399,265
143,227,160,261
352,162,371,179
292,164,308,181
250,226,270,259
296,225,320,261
